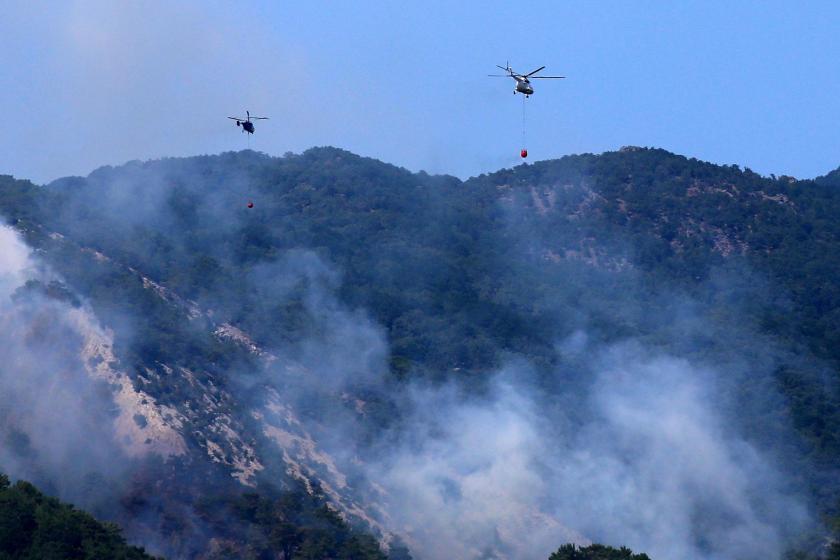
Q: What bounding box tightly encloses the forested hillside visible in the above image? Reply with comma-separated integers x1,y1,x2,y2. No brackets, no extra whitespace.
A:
1,146,839,559
0,473,158,559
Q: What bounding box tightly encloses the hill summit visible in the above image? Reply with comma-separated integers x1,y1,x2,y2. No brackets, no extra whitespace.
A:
0,146,838,559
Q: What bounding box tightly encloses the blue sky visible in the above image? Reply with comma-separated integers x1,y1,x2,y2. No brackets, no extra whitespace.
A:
2,1,839,183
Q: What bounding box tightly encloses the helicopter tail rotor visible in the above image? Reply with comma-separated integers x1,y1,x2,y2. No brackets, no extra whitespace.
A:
496,62,513,76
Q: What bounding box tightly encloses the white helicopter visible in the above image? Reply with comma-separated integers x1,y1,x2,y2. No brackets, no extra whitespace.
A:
488,63,565,97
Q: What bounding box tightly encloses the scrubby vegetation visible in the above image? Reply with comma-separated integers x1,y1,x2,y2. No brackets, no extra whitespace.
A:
2,146,840,557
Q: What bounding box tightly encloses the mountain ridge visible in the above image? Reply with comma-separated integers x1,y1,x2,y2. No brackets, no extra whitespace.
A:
1,146,839,559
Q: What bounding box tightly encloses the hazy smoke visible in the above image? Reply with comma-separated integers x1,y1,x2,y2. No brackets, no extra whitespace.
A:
341,338,809,560
249,250,390,393
0,224,130,511
553,340,808,559
0,153,819,560
230,232,812,559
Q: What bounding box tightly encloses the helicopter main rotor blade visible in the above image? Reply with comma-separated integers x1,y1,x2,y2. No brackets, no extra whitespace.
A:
487,74,509,77
228,116,245,120
530,76,566,79
250,117,269,120
524,66,546,77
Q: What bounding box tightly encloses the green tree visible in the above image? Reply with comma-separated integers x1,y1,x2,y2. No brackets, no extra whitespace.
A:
548,543,651,560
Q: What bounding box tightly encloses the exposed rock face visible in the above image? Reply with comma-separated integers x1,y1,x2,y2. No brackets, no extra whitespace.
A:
56,230,382,520
77,313,187,458
500,166,806,268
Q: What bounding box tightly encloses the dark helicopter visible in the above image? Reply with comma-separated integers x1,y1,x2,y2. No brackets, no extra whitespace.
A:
488,63,565,97
228,110,269,134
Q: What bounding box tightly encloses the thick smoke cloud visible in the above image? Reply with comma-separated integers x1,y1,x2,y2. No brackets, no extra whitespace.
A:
0,153,820,560
220,177,814,559
0,224,130,510
366,372,580,560
552,341,808,560
353,342,810,560
226,233,812,559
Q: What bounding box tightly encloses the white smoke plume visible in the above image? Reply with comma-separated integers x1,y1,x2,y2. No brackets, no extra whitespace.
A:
0,154,820,560
230,239,812,560
0,224,157,513
357,339,810,560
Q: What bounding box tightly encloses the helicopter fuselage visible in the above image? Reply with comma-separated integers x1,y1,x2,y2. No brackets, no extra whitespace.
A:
492,64,563,96
229,111,267,134
514,78,534,96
